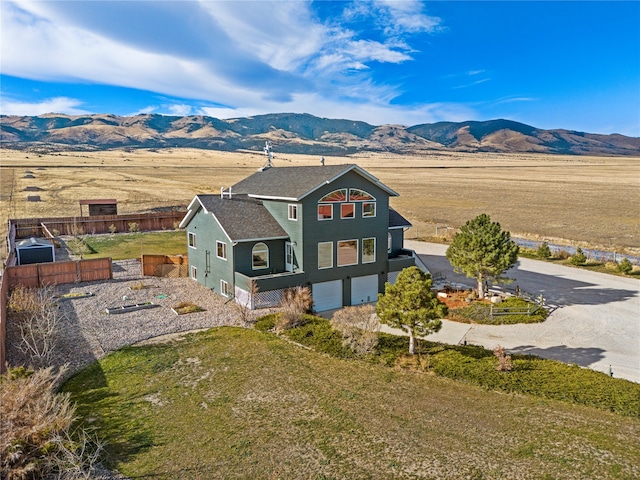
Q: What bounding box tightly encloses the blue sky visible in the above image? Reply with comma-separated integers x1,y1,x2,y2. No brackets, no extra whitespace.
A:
1,1,638,136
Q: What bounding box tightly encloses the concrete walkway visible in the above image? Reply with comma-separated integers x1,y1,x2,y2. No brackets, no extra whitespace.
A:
404,240,640,383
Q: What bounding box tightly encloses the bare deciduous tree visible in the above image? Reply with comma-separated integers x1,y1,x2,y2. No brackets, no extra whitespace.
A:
331,305,379,356
9,285,62,368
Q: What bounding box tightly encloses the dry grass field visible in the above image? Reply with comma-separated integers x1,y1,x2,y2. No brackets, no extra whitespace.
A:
2,148,639,257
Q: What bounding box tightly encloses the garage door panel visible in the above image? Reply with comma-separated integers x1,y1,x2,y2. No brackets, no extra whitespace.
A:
351,274,379,305
313,280,343,312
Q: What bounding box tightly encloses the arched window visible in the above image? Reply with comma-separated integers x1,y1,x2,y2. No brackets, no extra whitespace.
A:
252,242,269,269
319,189,347,203
349,188,375,201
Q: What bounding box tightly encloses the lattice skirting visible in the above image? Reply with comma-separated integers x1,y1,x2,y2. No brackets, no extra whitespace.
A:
387,271,400,285
235,286,284,309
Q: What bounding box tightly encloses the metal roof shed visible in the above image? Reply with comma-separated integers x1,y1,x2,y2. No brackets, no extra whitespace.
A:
16,237,55,265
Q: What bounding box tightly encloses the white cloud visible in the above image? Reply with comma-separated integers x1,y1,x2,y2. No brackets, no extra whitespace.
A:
0,0,456,124
0,97,89,115
166,104,193,116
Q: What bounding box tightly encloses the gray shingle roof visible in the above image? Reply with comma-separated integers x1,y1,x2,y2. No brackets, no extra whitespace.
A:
389,208,412,228
195,194,288,242
231,164,398,200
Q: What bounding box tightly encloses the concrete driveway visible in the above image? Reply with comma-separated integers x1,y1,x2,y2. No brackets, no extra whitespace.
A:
404,240,640,383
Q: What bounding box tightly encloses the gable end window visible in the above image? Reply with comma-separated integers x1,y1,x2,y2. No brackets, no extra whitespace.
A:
288,204,298,221
318,204,333,220
341,203,355,219
362,202,376,218
216,241,227,260
252,242,269,270
319,189,347,203
349,188,375,201
188,232,196,248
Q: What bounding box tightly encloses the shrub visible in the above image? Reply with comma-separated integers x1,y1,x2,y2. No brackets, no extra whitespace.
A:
254,314,278,332
0,367,104,480
330,305,379,356
555,249,570,260
284,317,352,359
536,242,551,259
128,222,139,233
570,247,587,265
277,286,313,332
493,345,513,372
617,257,633,275
108,224,117,234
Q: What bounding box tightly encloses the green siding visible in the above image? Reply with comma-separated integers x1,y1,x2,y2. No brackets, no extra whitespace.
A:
388,228,405,256
261,201,302,270
185,206,235,296
233,239,287,277
301,170,390,285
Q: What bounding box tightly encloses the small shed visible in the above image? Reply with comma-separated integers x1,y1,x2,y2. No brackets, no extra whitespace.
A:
79,199,118,216
16,237,55,265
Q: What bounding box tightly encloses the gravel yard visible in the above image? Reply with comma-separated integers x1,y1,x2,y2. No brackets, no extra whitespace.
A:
6,266,268,377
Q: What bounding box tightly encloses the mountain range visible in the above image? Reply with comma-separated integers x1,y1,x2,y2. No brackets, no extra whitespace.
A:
1,113,638,156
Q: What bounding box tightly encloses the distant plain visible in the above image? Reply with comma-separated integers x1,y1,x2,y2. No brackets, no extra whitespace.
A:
2,148,639,257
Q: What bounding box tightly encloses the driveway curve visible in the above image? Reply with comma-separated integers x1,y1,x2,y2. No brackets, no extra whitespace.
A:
405,240,640,383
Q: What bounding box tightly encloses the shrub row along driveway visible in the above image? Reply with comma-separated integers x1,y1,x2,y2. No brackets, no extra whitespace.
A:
406,240,640,383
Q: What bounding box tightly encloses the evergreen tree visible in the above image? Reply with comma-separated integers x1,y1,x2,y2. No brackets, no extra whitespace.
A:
446,214,519,298
537,242,551,259
376,267,447,355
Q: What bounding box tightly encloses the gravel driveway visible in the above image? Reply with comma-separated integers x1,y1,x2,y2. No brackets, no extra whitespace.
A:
5,265,266,377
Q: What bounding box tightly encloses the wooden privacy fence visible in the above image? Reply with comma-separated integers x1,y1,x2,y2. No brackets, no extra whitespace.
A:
10,211,186,239
0,270,8,374
4,258,113,289
142,254,188,278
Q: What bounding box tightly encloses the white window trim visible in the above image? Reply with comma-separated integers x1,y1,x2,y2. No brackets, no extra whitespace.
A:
362,202,376,218
188,232,196,248
191,265,197,280
252,242,269,270
288,204,298,221
341,203,355,219
216,240,227,260
220,280,229,297
317,204,333,221
337,239,359,267
349,188,375,202
388,232,392,253
362,237,376,264
318,241,333,269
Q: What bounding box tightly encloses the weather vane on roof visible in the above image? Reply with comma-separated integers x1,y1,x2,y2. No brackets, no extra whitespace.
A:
259,141,275,171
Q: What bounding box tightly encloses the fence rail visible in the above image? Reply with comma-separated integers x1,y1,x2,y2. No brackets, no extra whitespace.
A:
5,258,112,289
10,212,186,239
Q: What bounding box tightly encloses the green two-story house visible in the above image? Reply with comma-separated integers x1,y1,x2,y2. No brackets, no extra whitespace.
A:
179,164,420,311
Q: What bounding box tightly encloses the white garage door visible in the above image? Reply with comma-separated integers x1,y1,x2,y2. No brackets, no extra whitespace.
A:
312,280,343,312
351,274,379,305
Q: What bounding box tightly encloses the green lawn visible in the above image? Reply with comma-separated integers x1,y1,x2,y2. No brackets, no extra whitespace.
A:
64,327,640,480
77,231,187,260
